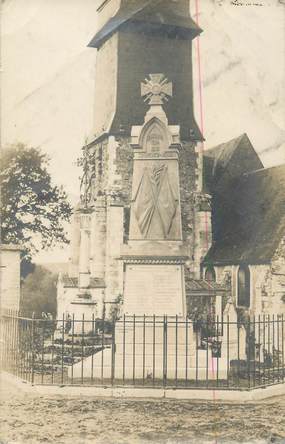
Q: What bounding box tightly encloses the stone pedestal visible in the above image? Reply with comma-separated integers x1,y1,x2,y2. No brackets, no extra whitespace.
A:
221,303,246,365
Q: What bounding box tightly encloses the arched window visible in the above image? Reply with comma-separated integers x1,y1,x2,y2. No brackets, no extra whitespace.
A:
205,266,216,282
237,265,251,308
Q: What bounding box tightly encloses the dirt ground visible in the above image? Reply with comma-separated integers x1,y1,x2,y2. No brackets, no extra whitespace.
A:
1,376,285,444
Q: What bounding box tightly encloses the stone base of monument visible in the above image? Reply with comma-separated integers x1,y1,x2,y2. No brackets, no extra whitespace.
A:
69,319,228,381
221,326,247,362
69,349,227,381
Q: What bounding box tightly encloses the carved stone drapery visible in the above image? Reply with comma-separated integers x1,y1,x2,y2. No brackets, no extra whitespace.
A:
133,163,178,239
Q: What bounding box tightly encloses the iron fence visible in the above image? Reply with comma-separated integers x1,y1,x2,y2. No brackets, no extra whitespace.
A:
1,309,284,390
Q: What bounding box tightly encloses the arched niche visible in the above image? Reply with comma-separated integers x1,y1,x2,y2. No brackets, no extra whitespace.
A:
139,117,172,154
237,265,251,308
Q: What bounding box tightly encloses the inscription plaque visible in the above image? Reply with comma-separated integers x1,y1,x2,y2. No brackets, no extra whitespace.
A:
124,264,185,316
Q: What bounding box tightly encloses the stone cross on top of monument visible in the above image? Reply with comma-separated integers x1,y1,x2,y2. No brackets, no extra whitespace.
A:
141,74,173,106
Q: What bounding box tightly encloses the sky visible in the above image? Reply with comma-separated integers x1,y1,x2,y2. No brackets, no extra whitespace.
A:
1,0,285,263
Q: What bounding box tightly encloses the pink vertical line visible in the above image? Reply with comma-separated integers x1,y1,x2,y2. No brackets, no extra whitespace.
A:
194,0,218,423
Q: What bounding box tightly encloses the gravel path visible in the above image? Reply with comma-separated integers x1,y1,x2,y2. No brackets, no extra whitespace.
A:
1,376,285,444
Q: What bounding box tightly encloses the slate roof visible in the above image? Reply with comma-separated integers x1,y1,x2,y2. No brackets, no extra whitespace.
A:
203,133,263,193
89,0,202,48
61,274,106,289
203,135,285,265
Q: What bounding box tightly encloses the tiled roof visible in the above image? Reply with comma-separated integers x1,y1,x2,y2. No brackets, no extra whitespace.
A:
186,279,226,296
61,274,106,289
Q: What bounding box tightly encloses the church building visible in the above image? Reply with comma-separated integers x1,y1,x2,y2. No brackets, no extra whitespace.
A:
57,0,285,322
203,134,285,318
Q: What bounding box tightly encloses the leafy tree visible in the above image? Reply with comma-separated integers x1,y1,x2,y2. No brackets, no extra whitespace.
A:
20,265,57,317
0,143,72,274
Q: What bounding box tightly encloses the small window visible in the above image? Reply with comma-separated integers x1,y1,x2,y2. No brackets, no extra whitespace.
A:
205,266,216,282
237,265,251,308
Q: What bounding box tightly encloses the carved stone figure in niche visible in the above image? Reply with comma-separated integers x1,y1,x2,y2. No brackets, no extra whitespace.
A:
133,163,178,239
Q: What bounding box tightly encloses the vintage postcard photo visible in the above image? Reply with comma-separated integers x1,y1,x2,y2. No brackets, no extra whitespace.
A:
1,0,285,443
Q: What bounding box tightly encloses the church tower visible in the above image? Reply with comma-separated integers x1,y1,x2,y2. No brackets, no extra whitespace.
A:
89,0,202,141
57,0,212,321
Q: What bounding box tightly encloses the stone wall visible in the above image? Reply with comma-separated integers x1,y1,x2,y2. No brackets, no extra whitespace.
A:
179,141,196,244
178,141,212,278
0,246,21,311
114,137,134,207
85,136,133,304
213,250,285,317
89,136,133,206
265,235,285,314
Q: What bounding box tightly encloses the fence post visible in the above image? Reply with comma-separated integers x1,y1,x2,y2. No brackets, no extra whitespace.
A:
61,313,65,385
277,314,280,383
253,316,256,388
153,314,156,386
15,310,19,378
273,314,275,383
163,315,167,387
81,313,85,385
226,315,230,387
175,314,178,387
206,316,209,388
51,315,56,385
91,313,95,384
123,314,126,384
216,315,219,387
258,314,261,386
281,314,285,382
185,317,188,386
247,317,251,389
31,312,35,384
111,317,116,385
143,314,146,386
132,314,136,385
71,313,75,385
